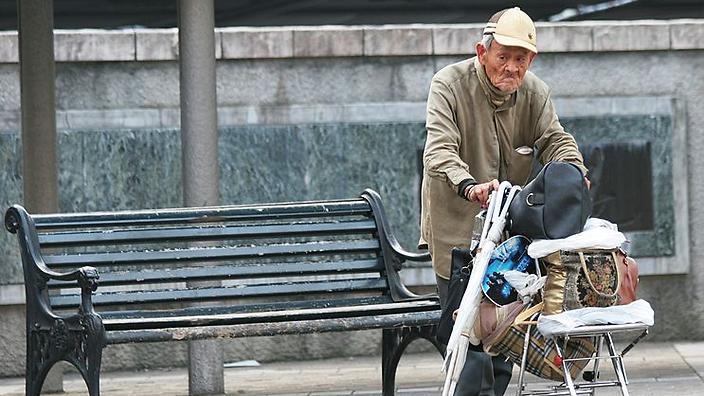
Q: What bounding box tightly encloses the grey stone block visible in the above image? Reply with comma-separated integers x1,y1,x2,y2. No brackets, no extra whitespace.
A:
55,62,180,109
0,32,17,63
593,21,670,52
432,24,483,55
536,22,593,53
0,284,24,305
216,57,434,106
54,29,136,62
0,65,20,112
136,28,178,61
217,106,253,125
364,26,433,56
135,28,222,61
63,109,162,129
221,27,293,59
670,20,704,50
293,27,363,58
0,110,19,132
160,107,181,127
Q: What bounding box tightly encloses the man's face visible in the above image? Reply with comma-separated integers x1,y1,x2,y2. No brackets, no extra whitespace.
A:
477,40,535,93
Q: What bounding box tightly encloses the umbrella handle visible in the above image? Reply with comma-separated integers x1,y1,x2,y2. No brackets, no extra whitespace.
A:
480,181,510,242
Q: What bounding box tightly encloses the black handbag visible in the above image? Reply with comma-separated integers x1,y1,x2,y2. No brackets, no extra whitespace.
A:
436,248,484,353
508,161,591,240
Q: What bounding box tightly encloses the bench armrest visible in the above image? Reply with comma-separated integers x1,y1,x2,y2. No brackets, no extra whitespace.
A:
391,247,430,263
54,266,100,292
361,190,437,302
5,205,100,315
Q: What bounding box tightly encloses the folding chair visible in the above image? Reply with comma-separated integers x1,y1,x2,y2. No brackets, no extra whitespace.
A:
515,322,650,396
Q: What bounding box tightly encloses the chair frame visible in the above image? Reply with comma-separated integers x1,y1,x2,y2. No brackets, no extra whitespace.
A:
515,322,649,396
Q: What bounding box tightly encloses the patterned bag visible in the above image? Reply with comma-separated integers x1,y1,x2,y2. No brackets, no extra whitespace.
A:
542,249,620,315
483,302,595,381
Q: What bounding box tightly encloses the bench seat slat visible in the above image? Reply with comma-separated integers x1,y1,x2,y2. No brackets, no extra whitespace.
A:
43,239,380,267
102,299,440,331
50,278,388,308
100,296,395,320
106,310,442,344
48,259,384,288
33,200,371,229
39,219,377,247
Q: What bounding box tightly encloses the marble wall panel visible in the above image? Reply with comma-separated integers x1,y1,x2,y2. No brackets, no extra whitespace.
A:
0,115,673,284
564,115,674,257
0,134,22,283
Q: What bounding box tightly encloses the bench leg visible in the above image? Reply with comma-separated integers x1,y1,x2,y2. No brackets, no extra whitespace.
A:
26,315,105,396
382,325,443,396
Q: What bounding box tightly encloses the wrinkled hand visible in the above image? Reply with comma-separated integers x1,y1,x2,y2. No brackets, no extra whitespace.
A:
466,179,500,208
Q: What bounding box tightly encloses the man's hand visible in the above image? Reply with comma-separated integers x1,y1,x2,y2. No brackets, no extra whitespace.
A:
465,179,500,208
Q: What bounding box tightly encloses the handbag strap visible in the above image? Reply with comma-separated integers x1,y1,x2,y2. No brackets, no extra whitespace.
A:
514,302,544,326
577,251,621,298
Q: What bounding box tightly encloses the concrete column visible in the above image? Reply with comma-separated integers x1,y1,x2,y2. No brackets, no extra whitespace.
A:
17,0,61,393
17,0,58,214
177,1,222,395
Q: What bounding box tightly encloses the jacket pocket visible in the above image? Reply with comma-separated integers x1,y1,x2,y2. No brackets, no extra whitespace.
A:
508,146,534,185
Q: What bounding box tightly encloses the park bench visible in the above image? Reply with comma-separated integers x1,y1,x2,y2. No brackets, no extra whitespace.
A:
5,189,442,396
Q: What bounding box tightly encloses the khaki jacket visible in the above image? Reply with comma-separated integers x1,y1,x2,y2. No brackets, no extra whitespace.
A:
421,57,586,279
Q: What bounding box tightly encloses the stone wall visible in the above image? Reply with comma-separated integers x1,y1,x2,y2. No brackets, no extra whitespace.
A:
0,19,703,376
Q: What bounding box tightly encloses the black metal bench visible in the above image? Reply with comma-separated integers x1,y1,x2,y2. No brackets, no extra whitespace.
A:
5,189,442,396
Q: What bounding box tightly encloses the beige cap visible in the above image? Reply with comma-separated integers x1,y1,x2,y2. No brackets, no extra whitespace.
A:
483,7,538,54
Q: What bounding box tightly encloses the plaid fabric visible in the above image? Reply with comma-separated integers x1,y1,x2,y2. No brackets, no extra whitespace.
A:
488,321,595,381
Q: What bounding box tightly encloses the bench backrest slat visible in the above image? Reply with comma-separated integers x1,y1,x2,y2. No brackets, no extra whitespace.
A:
47,259,384,287
38,219,377,247
43,239,381,267
32,200,370,229
50,278,388,309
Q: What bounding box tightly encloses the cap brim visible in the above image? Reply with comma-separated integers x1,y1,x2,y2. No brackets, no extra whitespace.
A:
493,33,538,54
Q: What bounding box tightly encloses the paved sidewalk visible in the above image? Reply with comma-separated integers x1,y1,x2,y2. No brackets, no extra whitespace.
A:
0,341,702,395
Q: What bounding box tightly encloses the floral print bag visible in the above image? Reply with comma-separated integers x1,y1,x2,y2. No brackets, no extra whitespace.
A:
541,249,621,315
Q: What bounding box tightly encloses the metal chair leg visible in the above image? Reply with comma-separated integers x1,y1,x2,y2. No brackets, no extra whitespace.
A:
605,333,630,396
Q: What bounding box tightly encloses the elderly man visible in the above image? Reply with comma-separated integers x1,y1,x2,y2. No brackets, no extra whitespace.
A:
420,7,588,395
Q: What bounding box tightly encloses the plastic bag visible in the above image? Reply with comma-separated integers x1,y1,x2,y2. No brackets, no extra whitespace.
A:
537,299,654,337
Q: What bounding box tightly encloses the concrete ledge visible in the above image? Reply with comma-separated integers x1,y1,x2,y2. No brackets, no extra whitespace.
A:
431,25,483,55
135,28,221,60
0,32,17,63
592,20,671,52
0,284,24,305
0,19,703,63
54,29,135,62
363,25,433,56
136,28,178,61
293,26,363,57
670,20,704,50
535,21,594,52
221,27,293,59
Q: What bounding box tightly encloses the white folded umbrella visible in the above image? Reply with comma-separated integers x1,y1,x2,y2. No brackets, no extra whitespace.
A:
442,182,521,396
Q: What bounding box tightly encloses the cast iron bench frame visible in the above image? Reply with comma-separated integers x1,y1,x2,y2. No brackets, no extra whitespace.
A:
5,189,442,396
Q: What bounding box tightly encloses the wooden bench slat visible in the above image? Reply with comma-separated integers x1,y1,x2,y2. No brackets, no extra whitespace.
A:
100,296,395,320
102,299,439,330
43,239,381,267
47,259,384,288
32,199,371,229
50,277,389,308
106,310,442,344
38,219,377,246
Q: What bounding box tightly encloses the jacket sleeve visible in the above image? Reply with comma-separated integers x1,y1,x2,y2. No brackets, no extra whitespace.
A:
532,93,588,175
424,78,475,193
